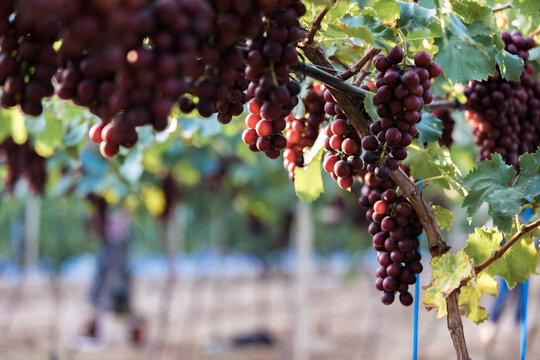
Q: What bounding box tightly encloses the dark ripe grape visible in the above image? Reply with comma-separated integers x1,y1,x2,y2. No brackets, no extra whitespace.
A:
377,103,390,117
400,132,412,147
396,202,412,216
373,54,391,72
404,111,420,124
399,292,414,306
389,99,403,114
398,283,409,294
398,238,413,252
391,146,408,160
390,250,405,263
399,267,414,284
404,96,422,111
369,222,381,236
386,157,399,170
376,85,392,103
373,213,385,225
359,195,371,208
376,266,387,279
385,127,402,146
337,175,353,189
381,216,396,232
363,150,378,164
375,278,385,291
408,124,418,137
394,84,408,99
395,215,408,228
334,160,351,178
370,121,382,134
361,135,379,151
381,291,395,305
428,62,442,78
387,46,404,64
390,227,404,241
374,200,388,214
387,263,401,278
383,70,400,86
382,277,398,292
423,91,433,105
380,117,394,130
414,51,431,68
271,133,287,149
384,238,396,252
409,261,423,274
381,189,397,203
348,156,363,174
409,84,424,97
256,136,271,152
329,135,343,150
402,71,420,88
374,164,390,180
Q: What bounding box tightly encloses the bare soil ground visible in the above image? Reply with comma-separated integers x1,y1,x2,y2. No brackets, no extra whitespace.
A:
0,272,538,360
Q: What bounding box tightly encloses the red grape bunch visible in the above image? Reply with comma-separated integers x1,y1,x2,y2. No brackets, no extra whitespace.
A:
464,31,539,168
242,0,306,159
0,0,59,116
322,88,364,189
282,84,328,181
358,172,423,306
361,47,441,179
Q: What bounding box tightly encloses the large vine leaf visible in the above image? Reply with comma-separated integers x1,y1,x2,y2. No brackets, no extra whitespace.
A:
513,0,540,17
423,251,474,318
451,0,495,27
462,151,540,233
433,15,501,84
371,0,399,23
339,11,397,51
397,1,438,34
402,141,464,194
464,227,539,289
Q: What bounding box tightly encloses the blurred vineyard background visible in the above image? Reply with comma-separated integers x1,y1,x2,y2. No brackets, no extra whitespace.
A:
0,101,539,360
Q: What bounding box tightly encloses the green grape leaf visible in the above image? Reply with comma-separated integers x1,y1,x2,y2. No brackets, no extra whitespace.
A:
363,91,379,121
451,0,494,26
513,0,540,17
434,15,500,84
432,205,453,231
423,251,474,318
496,50,524,81
397,2,437,34
417,112,443,143
371,0,399,23
464,227,538,289
462,152,540,233
402,142,464,193
0,109,28,144
459,282,488,324
294,146,324,203
339,12,397,51
513,150,540,198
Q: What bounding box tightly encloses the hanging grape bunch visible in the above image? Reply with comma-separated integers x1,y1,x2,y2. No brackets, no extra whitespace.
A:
464,31,540,168
431,109,455,148
322,88,365,189
282,84,328,181
358,171,423,306
362,46,441,179
242,0,306,159
0,137,47,194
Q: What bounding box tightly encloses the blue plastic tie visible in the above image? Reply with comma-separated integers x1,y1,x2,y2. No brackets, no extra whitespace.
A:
413,177,422,360
521,200,531,360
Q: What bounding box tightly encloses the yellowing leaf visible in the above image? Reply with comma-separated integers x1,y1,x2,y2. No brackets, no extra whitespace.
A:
294,146,324,203
464,227,538,289
423,251,474,317
476,273,498,297
432,205,453,231
459,283,488,324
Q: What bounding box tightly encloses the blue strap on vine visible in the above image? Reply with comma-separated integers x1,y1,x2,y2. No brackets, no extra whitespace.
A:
521,201,532,360
412,177,422,360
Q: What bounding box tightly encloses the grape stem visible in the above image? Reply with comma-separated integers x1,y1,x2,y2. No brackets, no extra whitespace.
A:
492,3,512,12
354,58,373,87
414,175,446,184
397,28,408,69
302,0,336,46
298,37,470,360
337,47,380,81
